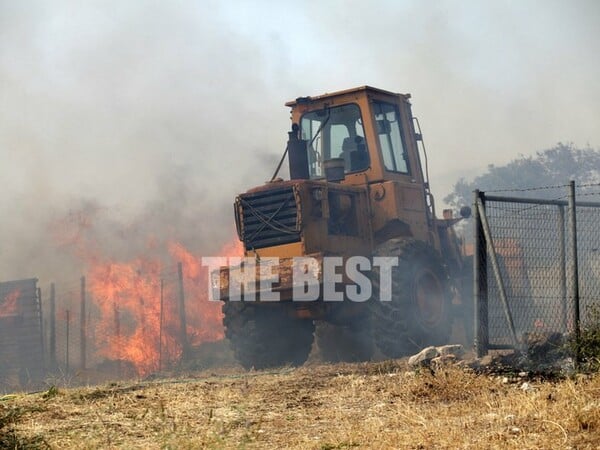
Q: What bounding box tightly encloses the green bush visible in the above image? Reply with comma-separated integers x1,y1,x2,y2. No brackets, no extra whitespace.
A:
574,305,600,372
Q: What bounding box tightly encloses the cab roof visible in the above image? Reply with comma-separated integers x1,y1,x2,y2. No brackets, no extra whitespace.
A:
285,86,410,107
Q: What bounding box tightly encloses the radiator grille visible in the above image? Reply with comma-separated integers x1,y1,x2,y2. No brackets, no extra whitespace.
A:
238,186,300,250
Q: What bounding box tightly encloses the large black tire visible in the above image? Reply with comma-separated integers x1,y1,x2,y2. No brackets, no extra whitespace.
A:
222,302,315,370
315,319,374,363
369,238,453,358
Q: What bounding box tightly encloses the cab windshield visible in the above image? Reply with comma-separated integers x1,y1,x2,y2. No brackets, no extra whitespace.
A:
300,103,369,179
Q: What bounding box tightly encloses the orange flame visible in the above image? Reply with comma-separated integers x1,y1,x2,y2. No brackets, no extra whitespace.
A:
87,257,162,375
167,240,243,345
0,289,20,316
86,239,243,375
51,206,244,376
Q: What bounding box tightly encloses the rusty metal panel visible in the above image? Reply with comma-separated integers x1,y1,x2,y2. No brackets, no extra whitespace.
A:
215,254,324,302
0,278,44,391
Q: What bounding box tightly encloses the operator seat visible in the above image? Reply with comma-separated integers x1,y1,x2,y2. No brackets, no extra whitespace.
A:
341,136,368,172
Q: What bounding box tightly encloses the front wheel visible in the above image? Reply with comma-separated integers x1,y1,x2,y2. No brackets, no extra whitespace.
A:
369,239,452,358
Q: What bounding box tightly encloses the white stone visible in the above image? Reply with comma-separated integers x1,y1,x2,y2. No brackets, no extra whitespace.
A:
408,346,439,367
520,382,534,392
436,344,464,357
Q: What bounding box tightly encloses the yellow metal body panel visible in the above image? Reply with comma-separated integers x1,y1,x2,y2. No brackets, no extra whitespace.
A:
254,242,304,258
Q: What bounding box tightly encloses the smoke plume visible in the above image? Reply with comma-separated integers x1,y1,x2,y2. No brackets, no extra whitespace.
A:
1,1,599,282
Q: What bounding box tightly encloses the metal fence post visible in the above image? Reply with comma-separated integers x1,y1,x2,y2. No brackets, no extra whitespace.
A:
567,180,581,365
49,283,56,370
37,286,45,372
159,278,164,371
177,262,190,359
80,276,86,370
65,309,70,374
477,195,519,349
474,190,489,357
114,302,121,377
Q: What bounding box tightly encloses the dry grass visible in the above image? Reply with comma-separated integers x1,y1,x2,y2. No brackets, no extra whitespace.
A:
2,360,599,449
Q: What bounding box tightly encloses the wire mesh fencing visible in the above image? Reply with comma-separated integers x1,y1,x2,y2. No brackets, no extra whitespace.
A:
576,204,600,324
474,181,600,363
43,263,202,381
0,278,44,392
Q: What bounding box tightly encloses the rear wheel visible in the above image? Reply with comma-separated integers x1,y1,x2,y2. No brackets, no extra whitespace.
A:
369,238,452,357
223,302,315,370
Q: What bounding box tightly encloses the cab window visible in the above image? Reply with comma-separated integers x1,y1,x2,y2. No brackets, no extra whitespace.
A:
300,103,369,178
373,101,409,174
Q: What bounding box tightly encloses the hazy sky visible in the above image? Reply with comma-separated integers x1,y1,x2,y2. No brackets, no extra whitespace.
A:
1,0,599,279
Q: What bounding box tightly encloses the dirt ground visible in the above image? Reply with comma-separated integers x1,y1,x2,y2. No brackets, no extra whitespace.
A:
1,358,599,449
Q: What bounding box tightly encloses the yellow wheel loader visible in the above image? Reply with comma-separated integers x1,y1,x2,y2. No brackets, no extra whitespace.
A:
213,86,471,369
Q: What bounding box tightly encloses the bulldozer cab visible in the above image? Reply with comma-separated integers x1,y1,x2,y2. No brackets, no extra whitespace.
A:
286,86,436,247
287,86,426,189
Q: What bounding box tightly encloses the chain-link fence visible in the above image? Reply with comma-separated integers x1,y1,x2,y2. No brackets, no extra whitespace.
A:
1,259,224,393
0,278,44,392
44,262,221,379
576,204,600,323
474,181,600,359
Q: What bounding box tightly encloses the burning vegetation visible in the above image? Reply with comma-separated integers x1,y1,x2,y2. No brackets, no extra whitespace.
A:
45,206,243,378
81,239,241,376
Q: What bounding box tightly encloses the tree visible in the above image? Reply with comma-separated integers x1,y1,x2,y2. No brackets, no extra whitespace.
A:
445,143,600,209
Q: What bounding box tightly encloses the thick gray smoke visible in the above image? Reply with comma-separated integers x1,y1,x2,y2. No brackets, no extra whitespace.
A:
0,1,288,281
1,1,599,282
